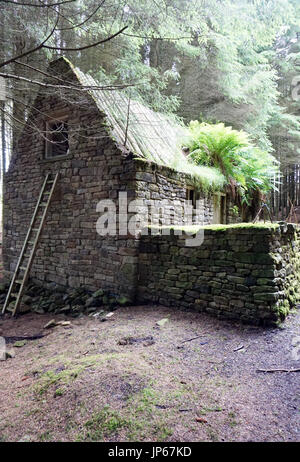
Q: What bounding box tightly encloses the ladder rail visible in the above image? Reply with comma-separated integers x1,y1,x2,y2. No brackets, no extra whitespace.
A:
2,174,50,315
2,173,59,316
12,173,59,316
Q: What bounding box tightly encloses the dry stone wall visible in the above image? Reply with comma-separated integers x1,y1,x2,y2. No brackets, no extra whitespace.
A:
138,223,300,325
132,158,214,227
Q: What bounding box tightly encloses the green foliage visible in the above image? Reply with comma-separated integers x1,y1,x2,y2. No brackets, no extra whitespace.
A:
184,121,279,205
2,0,300,172
83,406,129,441
170,150,226,193
229,205,240,216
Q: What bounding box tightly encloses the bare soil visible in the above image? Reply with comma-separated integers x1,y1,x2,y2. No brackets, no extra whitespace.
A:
0,305,299,442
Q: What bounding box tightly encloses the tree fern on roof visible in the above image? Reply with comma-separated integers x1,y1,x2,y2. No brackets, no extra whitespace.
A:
184,121,279,210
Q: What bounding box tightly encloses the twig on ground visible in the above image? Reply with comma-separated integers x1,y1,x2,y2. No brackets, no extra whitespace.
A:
257,368,300,373
180,334,208,344
233,345,245,352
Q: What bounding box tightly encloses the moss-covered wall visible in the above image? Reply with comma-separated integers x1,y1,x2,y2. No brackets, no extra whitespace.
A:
137,223,300,325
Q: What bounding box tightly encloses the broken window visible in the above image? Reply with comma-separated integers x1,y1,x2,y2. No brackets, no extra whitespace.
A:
45,118,69,158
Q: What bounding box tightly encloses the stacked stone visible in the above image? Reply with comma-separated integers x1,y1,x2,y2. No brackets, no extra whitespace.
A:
132,158,214,227
0,281,130,317
3,60,141,301
138,223,300,325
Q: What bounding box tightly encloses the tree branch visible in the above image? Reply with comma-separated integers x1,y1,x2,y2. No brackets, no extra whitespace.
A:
15,60,82,87
0,71,133,92
56,0,106,31
0,15,59,69
43,25,128,51
0,0,76,7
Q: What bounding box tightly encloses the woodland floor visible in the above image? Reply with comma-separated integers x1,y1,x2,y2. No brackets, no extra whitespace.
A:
0,305,299,442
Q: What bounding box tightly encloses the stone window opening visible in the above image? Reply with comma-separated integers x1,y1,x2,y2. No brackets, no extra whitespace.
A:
186,188,198,209
45,117,69,159
186,188,201,224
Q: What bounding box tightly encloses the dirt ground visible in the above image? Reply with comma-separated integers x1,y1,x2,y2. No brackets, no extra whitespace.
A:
0,305,299,442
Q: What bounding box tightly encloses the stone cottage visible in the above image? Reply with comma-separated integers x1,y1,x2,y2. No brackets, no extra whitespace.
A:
3,57,239,302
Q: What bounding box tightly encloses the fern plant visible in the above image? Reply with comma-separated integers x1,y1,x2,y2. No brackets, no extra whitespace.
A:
184,121,279,208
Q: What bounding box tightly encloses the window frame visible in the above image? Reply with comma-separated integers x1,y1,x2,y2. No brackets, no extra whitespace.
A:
44,113,70,160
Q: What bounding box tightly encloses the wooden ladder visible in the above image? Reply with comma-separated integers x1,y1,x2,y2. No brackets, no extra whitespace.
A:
2,173,59,316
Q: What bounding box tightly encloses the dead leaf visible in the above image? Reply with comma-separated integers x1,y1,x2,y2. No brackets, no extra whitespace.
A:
196,417,208,423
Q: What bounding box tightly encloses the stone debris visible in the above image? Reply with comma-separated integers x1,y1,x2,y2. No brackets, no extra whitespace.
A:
1,349,16,361
13,340,27,348
0,282,130,319
6,349,15,359
156,318,169,327
118,335,154,346
44,319,56,329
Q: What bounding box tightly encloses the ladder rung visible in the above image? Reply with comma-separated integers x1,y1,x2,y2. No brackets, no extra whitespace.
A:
2,173,58,316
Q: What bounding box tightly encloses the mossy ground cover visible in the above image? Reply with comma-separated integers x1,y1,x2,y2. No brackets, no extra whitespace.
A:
0,307,299,442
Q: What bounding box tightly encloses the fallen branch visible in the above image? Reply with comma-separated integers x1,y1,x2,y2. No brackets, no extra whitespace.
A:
4,334,45,343
257,368,300,373
180,334,208,344
233,345,244,352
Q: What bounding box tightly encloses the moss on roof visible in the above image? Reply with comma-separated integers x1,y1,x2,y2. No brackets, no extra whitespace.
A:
51,58,225,192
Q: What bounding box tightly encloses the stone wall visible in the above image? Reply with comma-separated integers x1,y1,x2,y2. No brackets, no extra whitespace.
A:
2,59,216,301
3,59,243,305
3,59,141,300
137,223,300,325
131,158,214,227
